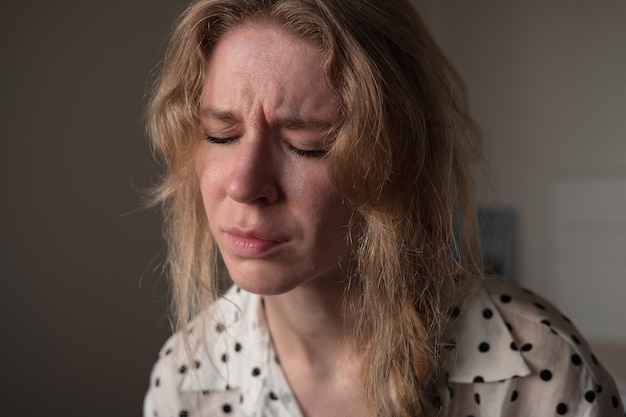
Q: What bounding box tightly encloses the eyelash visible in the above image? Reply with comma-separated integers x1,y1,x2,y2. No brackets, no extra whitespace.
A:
286,144,328,158
204,135,235,145
204,135,328,158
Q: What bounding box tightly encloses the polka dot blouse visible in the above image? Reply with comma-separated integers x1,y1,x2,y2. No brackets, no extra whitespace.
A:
143,279,625,416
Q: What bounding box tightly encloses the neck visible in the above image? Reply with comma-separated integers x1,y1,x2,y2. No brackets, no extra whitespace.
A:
262,278,370,417
262,278,362,372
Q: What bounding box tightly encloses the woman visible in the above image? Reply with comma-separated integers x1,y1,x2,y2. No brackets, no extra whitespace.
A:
144,0,624,416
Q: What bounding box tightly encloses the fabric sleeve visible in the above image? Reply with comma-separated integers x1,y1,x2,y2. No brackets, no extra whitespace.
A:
447,279,625,416
142,334,189,417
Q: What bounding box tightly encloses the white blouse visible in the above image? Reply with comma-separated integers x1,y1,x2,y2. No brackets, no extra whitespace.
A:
144,279,625,416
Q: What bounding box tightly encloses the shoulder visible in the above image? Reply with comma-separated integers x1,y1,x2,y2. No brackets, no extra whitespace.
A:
446,278,624,417
143,286,265,417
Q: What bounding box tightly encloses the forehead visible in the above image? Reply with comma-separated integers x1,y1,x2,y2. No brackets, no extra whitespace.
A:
201,22,338,122
206,21,326,82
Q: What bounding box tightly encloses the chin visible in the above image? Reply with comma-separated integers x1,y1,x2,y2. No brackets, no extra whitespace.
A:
226,264,305,296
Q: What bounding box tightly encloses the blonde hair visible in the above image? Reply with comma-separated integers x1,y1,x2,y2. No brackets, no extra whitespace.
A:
147,0,483,416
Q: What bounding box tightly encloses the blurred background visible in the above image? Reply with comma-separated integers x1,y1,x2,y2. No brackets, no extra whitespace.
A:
0,0,624,415
418,0,626,383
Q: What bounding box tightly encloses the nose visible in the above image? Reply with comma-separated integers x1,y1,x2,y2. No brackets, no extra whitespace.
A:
225,134,280,204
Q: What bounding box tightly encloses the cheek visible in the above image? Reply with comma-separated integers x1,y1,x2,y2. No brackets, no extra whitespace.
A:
304,181,353,243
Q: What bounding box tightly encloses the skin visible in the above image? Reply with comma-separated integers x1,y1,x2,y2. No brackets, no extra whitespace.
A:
196,22,367,416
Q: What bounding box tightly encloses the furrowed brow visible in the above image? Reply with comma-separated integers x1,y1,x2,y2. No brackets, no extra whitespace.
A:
279,117,334,131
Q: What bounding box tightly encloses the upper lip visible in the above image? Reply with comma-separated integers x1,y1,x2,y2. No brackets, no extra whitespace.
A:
224,227,288,242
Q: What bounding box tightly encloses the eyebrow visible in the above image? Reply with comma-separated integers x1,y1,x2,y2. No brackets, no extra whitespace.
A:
200,107,238,123
200,106,334,131
280,117,334,131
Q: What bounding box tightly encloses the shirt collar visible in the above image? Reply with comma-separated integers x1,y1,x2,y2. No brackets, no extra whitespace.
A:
179,287,298,416
180,281,532,405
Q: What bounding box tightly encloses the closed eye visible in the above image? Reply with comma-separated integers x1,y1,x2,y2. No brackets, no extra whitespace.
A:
287,143,328,158
204,134,327,157
204,135,237,144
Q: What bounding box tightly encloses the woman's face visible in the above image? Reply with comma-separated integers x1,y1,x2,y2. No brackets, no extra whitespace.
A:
196,23,353,295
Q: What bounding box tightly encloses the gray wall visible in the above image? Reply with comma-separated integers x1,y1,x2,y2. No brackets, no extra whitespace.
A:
0,0,189,414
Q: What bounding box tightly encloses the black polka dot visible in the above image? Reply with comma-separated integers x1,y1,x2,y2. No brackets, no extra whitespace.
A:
222,404,232,413
234,342,242,352
521,343,533,352
474,393,480,404
571,335,581,345
540,370,552,381
482,308,493,319
236,286,241,293
596,384,603,393
155,377,160,387
178,365,187,374
165,348,173,356
252,367,262,377
533,302,546,310
215,323,226,333
556,403,568,414
506,322,513,332
473,376,484,383
202,390,210,395
571,354,582,366
510,390,518,402
194,360,201,369
179,411,188,417
478,342,490,353
550,328,559,336
540,319,551,327
274,355,281,365
221,353,229,363
612,396,620,409
591,354,599,365
510,342,518,351
562,314,571,323
500,294,512,303
269,391,279,401
239,393,244,404
584,391,596,403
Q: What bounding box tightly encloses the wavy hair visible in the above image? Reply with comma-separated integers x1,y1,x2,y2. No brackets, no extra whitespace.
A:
147,0,483,416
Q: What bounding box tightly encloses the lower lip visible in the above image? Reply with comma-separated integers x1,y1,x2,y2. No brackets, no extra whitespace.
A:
224,233,285,258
